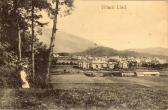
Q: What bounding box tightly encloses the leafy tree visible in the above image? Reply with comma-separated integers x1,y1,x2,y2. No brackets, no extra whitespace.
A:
0,0,50,87
0,0,74,87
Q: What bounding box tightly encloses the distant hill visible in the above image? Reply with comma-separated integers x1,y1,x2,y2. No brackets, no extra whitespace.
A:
39,29,97,53
128,48,168,57
39,28,168,57
75,46,168,58
75,46,139,57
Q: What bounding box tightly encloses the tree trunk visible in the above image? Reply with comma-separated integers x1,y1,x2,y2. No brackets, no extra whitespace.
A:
46,0,59,84
14,0,21,62
31,0,35,81
18,24,21,61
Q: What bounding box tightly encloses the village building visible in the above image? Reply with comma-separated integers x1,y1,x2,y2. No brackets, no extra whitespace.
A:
121,72,135,77
108,62,117,69
135,72,144,76
52,55,167,72
112,71,135,77
119,61,128,69
78,60,90,69
143,72,160,76
135,71,160,76
90,60,108,70
54,56,78,65
55,57,70,64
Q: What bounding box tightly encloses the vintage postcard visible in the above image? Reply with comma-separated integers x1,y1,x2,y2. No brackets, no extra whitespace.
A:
0,0,168,110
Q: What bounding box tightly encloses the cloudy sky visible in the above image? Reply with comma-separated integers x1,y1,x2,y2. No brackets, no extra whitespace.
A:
42,0,168,50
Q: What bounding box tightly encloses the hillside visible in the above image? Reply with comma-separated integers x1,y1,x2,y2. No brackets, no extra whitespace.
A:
39,29,96,53
75,46,139,57
75,46,168,58
128,48,168,57
39,28,168,57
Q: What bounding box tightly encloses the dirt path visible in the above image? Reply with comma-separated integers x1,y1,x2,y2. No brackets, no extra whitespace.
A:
0,89,16,109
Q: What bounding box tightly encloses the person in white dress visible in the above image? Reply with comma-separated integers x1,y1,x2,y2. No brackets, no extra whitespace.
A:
19,65,30,88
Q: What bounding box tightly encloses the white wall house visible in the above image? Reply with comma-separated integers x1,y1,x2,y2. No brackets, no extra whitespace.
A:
78,60,90,69
90,60,108,70
135,71,160,76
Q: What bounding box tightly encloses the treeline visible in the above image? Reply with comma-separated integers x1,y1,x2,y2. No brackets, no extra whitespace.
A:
0,0,73,88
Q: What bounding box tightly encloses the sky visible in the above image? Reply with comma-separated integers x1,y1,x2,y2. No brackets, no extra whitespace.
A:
41,0,168,50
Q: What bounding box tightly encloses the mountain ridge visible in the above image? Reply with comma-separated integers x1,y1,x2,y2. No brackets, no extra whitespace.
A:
127,47,168,57
40,28,168,57
75,46,168,58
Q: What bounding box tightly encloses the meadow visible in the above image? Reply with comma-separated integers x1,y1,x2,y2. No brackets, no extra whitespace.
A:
1,73,168,110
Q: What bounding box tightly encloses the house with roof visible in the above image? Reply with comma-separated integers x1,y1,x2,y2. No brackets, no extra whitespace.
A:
108,62,117,69
78,60,90,69
119,61,128,69
90,60,108,70
121,72,135,77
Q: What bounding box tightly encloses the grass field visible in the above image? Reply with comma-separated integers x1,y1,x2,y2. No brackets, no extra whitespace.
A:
50,74,168,88
1,74,168,110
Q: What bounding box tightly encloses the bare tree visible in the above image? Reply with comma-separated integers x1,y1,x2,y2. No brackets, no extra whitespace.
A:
31,0,35,81
46,0,59,83
46,0,74,84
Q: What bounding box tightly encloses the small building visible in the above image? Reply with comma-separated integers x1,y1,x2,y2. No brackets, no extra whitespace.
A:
121,72,135,77
90,60,108,70
108,62,117,69
135,72,144,76
55,57,71,65
143,72,160,76
135,71,160,76
78,60,90,69
112,71,135,77
119,61,128,69
54,57,79,65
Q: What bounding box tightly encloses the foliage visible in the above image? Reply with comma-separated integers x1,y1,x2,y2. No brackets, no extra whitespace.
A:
0,0,50,87
0,0,49,62
0,65,21,88
0,0,74,87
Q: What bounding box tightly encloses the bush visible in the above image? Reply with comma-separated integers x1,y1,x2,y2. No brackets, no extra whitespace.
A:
0,66,21,88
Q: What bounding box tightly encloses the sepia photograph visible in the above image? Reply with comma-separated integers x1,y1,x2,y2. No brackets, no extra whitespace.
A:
0,0,168,109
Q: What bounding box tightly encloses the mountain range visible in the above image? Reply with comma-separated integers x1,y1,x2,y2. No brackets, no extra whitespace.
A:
40,29,168,57
127,48,168,57
75,46,168,58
